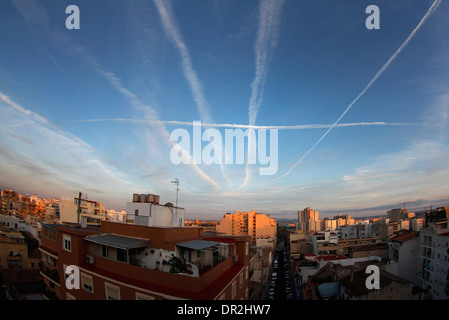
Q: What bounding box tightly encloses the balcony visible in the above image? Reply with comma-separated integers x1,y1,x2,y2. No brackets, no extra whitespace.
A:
7,253,22,261
40,265,60,284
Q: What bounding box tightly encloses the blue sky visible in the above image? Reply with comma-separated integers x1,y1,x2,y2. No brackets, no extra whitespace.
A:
0,0,448,220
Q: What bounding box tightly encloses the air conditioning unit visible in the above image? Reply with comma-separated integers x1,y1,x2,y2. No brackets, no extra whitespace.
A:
86,255,95,264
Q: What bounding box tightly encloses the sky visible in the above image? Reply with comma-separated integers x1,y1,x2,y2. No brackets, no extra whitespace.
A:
0,0,448,220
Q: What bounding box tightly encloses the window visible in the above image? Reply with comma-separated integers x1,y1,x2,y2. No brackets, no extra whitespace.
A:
43,227,57,241
117,249,127,262
81,273,94,293
102,245,108,258
135,209,139,216
63,235,71,252
66,293,76,300
136,292,155,300
239,272,243,289
232,281,236,299
105,283,120,300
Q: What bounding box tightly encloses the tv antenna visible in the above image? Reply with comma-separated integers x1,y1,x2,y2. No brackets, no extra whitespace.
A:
171,178,179,217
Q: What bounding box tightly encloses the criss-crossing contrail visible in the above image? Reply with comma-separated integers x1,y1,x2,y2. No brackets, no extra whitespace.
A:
13,0,220,189
278,0,442,180
153,0,233,187
153,0,213,125
240,0,285,189
77,118,416,130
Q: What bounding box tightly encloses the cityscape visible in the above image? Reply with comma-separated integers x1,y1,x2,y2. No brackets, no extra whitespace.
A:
1,188,448,302
0,0,449,311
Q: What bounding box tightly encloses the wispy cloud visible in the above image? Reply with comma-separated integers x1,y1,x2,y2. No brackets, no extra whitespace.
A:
0,92,139,206
77,65,220,188
279,0,442,180
11,0,220,189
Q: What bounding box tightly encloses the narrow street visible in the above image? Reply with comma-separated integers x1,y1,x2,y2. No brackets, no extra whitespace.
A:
266,243,295,300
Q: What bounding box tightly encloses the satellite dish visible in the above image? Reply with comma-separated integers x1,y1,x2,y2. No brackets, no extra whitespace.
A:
80,219,87,228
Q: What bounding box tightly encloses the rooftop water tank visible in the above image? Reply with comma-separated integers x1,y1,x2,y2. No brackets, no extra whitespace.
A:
139,194,147,203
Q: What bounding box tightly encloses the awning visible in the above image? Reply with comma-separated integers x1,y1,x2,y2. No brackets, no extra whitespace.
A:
85,234,150,250
176,240,219,251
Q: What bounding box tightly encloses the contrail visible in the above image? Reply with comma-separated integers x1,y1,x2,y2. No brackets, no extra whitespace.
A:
278,0,442,180
153,0,213,125
77,118,417,130
13,0,219,189
153,0,232,187
241,0,285,189
95,67,220,189
249,0,285,127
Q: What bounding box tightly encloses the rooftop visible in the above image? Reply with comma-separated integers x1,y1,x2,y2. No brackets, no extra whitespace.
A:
315,254,348,262
85,233,150,250
177,240,220,251
389,230,419,243
340,269,411,297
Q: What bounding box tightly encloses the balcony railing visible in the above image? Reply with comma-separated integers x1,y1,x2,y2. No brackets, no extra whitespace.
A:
40,265,60,284
7,254,22,261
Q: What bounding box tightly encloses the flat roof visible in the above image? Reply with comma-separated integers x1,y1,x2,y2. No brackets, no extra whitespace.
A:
85,234,150,250
176,240,219,250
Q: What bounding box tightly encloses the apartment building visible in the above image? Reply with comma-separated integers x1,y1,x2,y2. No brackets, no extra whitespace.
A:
311,230,387,258
216,211,276,246
386,229,420,283
0,189,30,218
60,196,106,225
289,231,311,259
297,207,319,232
311,231,339,255
0,189,60,223
416,227,449,300
333,215,355,228
340,220,403,240
39,220,250,300
410,218,425,232
0,214,26,232
0,226,41,269
387,208,410,222
248,246,272,300
184,219,218,232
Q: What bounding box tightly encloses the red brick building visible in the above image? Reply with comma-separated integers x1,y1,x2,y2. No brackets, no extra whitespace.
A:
39,220,250,300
